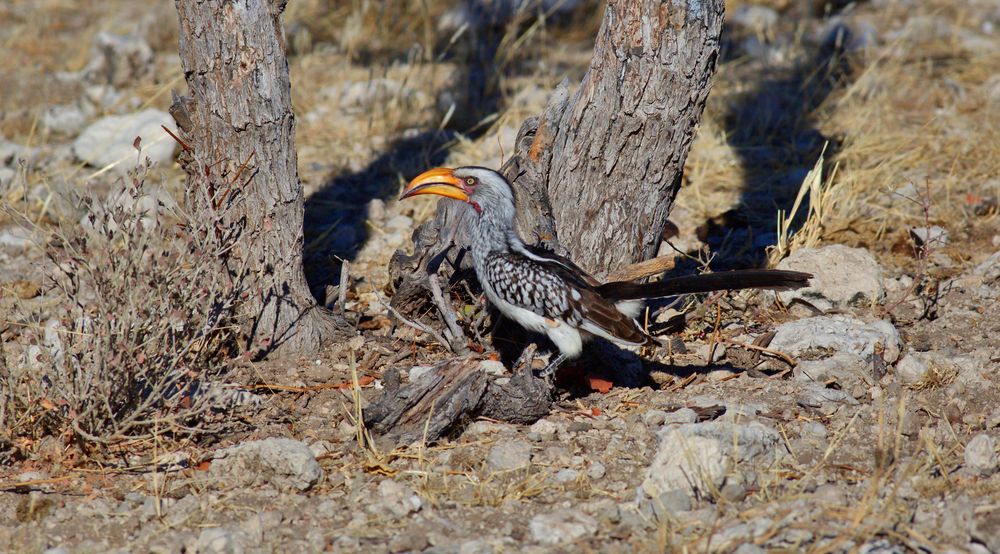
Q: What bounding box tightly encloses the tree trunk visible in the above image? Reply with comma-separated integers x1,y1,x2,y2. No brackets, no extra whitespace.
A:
171,0,349,357
508,0,725,277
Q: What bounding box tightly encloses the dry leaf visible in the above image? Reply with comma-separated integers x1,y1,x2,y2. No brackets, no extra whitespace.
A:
586,376,613,394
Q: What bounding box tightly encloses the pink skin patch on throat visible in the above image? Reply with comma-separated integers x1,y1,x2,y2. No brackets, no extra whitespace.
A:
470,200,482,214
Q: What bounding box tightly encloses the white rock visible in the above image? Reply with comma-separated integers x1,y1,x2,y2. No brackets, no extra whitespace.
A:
776,245,885,311
770,315,901,363
84,84,124,110
664,408,699,425
196,527,243,554
643,410,668,427
459,539,495,554
73,109,177,172
909,225,949,247
42,103,93,135
802,421,828,440
895,353,931,385
84,32,154,87
642,430,729,499
366,198,386,221
209,438,322,492
0,167,14,186
797,382,860,409
794,352,868,387
0,226,33,249
970,505,1000,553
587,461,606,480
554,468,579,483
695,343,726,363
965,434,998,476
377,479,423,518
698,519,775,553
528,509,598,545
973,250,1000,283
528,418,560,438
337,79,427,111
730,5,779,35
486,439,531,471
895,351,963,387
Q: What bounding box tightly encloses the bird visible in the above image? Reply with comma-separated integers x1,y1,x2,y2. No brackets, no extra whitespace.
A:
399,166,813,376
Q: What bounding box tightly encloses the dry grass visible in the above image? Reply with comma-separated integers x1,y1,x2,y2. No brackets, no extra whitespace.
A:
681,0,1000,271
0,162,247,461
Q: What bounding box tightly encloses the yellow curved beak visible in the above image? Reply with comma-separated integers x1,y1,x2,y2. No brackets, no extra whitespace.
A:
400,167,470,202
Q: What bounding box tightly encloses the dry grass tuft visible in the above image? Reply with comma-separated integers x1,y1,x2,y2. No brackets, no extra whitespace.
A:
0,162,247,462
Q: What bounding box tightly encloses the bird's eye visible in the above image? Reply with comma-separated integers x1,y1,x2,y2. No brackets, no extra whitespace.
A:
466,177,476,186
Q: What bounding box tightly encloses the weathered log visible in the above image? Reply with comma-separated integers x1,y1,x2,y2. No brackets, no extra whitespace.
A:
364,355,553,444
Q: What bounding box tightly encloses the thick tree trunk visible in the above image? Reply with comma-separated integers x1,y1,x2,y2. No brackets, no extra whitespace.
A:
171,0,349,357
509,0,725,277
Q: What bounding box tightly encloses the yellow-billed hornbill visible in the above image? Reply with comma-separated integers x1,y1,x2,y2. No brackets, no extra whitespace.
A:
400,166,812,376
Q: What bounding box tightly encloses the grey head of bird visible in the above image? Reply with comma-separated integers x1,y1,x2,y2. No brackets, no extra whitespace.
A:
400,166,517,227
400,165,523,256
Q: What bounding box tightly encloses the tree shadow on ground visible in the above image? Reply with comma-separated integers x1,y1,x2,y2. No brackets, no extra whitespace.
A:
301,3,598,303
689,19,859,272
302,131,454,301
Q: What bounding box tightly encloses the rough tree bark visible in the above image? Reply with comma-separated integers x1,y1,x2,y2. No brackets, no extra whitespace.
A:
171,0,349,357
372,0,725,442
508,0,725,276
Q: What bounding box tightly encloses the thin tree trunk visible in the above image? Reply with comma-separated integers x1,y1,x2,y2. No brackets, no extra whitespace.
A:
171,0,349,357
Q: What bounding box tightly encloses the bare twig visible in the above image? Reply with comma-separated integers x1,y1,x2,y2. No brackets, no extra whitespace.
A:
376,292,453,353
721,338,798,367
338,260,350,312
428,273,470,355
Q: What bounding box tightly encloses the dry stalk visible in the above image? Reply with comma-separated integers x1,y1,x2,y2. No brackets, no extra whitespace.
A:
770,143,840,265
0,160,249,460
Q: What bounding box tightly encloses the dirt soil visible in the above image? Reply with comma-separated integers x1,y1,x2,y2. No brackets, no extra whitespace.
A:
1,0,999,553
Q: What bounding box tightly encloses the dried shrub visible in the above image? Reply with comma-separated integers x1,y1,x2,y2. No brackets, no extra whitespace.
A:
0,162,250,461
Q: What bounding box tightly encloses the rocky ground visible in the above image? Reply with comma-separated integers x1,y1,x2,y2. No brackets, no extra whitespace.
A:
1,0,1000,552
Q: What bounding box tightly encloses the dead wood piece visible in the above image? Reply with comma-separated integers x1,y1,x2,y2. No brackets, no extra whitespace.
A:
363,356,553,444
363,358,488,444
478,361,553,424
605,255,678,283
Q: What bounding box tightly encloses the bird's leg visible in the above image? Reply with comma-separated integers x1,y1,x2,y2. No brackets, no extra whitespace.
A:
537,352,567,379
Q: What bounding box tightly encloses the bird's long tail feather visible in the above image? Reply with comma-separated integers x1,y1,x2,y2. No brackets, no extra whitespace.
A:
597,269,812,301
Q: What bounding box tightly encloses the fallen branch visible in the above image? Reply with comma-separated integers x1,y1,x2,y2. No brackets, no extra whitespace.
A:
376,292,453,353
364,354,553,444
